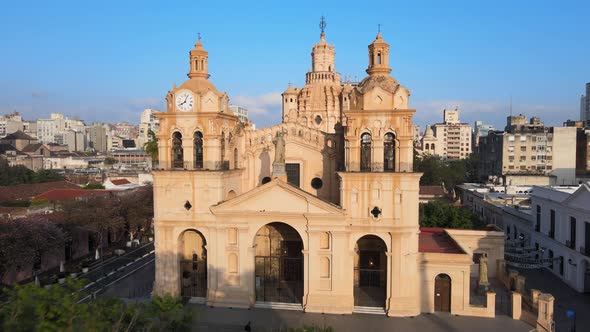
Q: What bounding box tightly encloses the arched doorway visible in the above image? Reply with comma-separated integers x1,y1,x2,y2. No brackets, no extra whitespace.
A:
254,222,303,304
178,230,207,298
434,274,451,312
354,235,387,307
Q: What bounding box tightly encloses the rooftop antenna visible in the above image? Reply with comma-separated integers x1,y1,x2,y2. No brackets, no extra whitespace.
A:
510,94,513,116
319,16,327,34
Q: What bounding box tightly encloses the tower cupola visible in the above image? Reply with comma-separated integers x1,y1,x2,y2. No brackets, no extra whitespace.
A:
188,35,210,79
366,32,391,76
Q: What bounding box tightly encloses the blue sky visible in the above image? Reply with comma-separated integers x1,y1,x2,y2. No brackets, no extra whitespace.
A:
0,0,588,130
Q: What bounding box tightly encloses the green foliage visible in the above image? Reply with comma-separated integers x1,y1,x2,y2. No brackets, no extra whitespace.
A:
143,129,158,161
32,169,64,183
82,183,105,190
144,294,193,331
0,200,31,207
0,281,191,332
419,200,484,229
103,157,116,165
0,158,63,186
414,154,479,190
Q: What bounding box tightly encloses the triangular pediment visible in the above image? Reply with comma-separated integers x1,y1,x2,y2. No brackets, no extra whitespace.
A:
563,183,590,212
211,179,344,216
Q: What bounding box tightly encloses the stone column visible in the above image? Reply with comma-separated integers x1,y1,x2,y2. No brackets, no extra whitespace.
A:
536,293,555,332
531,289,541,309
511,292,522,319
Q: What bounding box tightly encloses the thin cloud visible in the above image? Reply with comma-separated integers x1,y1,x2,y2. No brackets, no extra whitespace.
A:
412,100,576,129
232,92,283,127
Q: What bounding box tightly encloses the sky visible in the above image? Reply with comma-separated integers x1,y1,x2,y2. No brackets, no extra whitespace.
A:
0,0,589,130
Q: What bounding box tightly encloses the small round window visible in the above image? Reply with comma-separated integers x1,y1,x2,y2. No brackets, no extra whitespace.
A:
315,115,322,125
262,177,271,184
311,177,323,189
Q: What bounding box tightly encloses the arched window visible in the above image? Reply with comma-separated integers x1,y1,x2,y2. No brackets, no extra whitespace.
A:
360,133,372,172
233,148,238,169
431,143,435,150
384,133,395,172
195,59,199,70
201,59,204,71
193,131,203,169
377,52,382,65
172,132,183,168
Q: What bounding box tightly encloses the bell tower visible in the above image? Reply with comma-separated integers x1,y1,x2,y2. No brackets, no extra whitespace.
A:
188,34,210,79
366,30,391,76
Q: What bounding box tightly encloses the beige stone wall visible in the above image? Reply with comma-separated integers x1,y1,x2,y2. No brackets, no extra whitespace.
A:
445,229,505,278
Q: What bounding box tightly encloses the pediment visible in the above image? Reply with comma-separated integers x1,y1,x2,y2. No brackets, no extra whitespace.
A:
563,184,590,212
211,179,344,216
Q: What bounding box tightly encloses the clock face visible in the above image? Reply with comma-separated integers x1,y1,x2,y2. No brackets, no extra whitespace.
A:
175,91,194,112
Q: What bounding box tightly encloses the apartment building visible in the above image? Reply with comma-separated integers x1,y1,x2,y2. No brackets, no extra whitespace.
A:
420,108,472,159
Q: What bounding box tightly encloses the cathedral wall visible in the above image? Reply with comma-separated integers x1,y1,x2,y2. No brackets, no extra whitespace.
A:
419,252,472,315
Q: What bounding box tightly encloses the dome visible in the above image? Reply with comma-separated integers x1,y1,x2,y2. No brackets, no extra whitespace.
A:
424,126,434,138
357,74,399,94
177,77,219,95
283,84,297,95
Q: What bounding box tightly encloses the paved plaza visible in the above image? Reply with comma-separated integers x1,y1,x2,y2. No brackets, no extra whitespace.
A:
516,268,590,332
187,305,533,332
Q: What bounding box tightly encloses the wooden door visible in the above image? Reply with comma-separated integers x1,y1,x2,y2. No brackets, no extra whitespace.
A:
434,274,451,312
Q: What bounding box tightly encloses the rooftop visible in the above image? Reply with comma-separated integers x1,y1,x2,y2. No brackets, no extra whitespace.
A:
418,227,466,254
33,189,113,201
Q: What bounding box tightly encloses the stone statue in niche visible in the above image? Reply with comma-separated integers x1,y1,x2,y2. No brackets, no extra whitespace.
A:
272,131,286,164
478,253,489,293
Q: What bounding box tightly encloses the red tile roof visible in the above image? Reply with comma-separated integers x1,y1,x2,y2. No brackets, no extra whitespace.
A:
419,186,446,196
419,227,466,254
0,181,80,203
33,189,112,201
110,179,131,185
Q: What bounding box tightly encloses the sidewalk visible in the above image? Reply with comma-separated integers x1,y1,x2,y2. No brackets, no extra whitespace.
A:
516,268,590,332
187,305,532,332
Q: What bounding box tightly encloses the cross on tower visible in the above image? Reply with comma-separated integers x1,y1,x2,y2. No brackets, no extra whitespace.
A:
197,32,201,41
378,24,381,33
319,16,327,33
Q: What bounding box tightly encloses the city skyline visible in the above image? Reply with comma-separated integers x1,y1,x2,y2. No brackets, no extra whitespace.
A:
1,0,589,130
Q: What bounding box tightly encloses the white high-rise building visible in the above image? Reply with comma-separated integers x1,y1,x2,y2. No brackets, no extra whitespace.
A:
229,105,249,123
138,108,160,147
420,108,472,159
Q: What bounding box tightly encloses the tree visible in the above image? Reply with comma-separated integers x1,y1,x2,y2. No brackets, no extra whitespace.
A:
0,216,65,282
60,194,125,251
143,129,158,161
414,154,480,190
116,185,154,242
0,158,63,186
0,281,191,332
0,158,34,186
419,200,484,229
103,157,117,165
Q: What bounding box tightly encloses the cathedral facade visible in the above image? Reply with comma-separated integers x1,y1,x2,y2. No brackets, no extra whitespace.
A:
152,28,504,317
